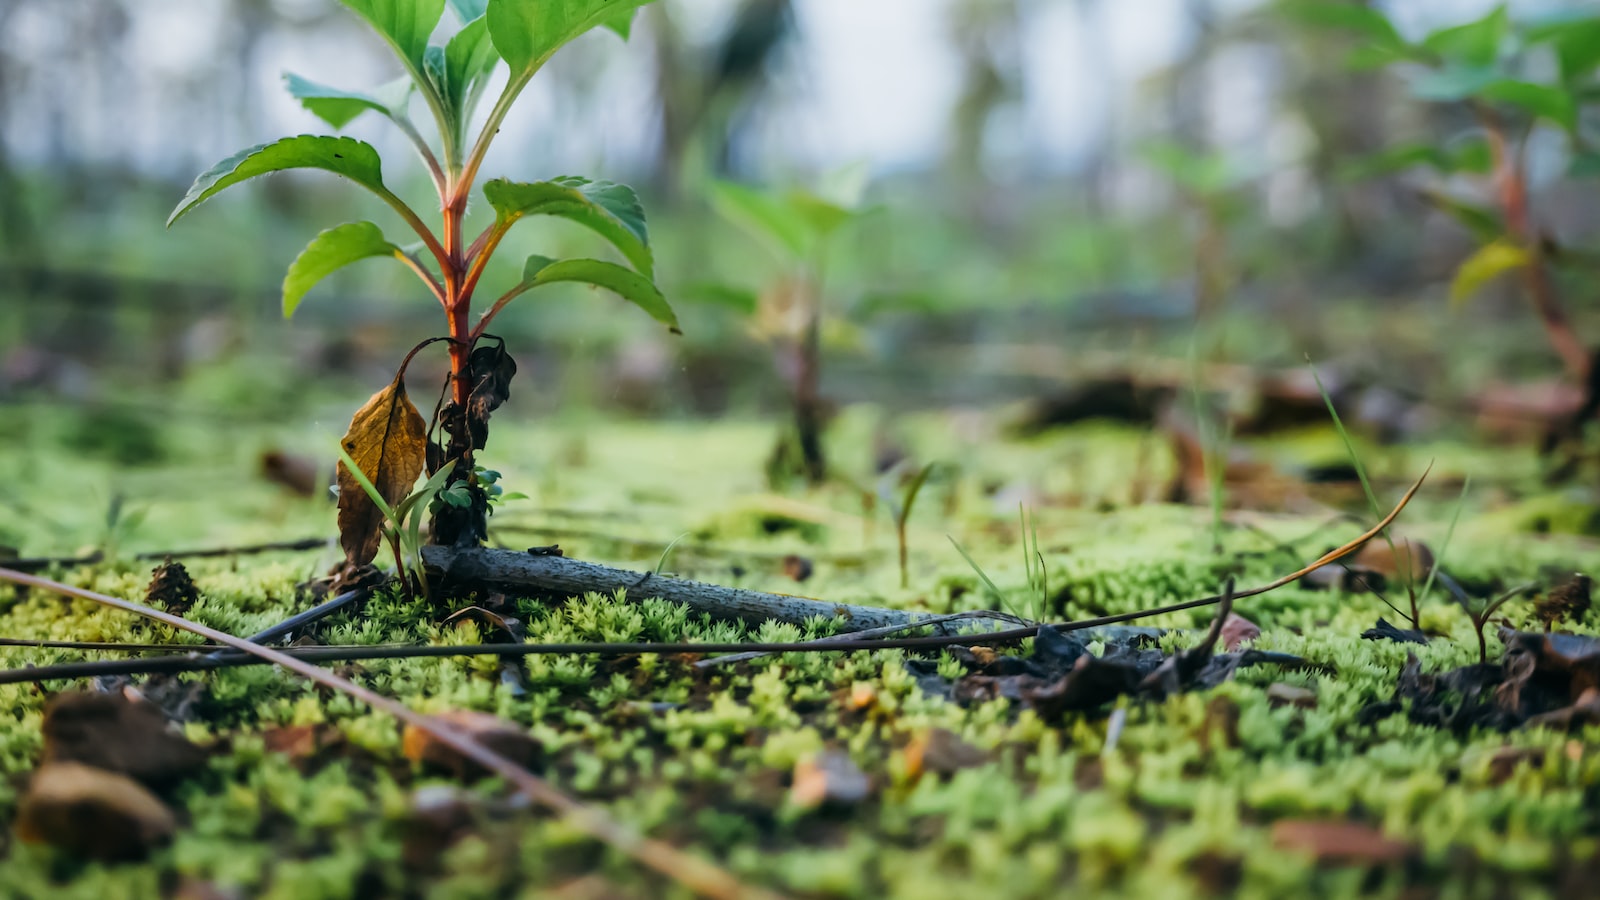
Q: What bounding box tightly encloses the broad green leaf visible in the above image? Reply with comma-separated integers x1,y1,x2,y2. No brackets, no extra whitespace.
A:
282,221,403,317
283,73,412,129
1420,189,1503,241
168,136,387,227
684,282,759,314
482,177,652,276
1408,65,1503,101
1525,14,1600,82
1339,143,1450,179
787,191,854,239
1450,239,1529,306
1421,5,1507,67
708,180,810,260
441,15,500,127
514,255,678,331
600,6,639,38
337,0,445,73
486,0,654,78
446,0,488,21
1280,1,1406,49
1480,80,1578,131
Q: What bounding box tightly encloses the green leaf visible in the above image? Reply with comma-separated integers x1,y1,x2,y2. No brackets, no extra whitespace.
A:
168,135,387,228
1420,4,1507,67
1419,189,1503,241
441,15,500,127
282,222,403,317
1479,80,1578,131
683,282,759,313
447,0,488,21
336,0,445,74
1280,1,1405,48
1340,143,1450,179
600,5,639,38
1529,17,1600,82
708,180,810,260
482,176,652,276
1570,152,1600,178
1408,65,1503,101
514,255,678,331
283,73,412,129
486,0,654,78
1450,239,1529,306
787,191,854,239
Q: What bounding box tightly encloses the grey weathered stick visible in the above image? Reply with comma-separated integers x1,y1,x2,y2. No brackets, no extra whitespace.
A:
426,545,941,630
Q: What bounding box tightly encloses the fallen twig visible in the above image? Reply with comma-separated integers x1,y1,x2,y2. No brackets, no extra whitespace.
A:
0,566,766,900
4,537,333,572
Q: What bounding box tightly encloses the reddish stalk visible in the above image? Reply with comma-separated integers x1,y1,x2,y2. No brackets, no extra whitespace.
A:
1480,108,1590,381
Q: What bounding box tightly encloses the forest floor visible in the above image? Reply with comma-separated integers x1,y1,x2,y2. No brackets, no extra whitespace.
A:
2,400,1599,898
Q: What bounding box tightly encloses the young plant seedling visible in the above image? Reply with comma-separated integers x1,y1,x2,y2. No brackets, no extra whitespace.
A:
877,461,939,589
1292,2,1600,381
166,0,679,586
708,172,868,486
336,450,455,599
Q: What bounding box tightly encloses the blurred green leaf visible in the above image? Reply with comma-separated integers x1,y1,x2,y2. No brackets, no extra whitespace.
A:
337,0,446,74
1450,239,1528,306
709,180,812,260
486,0,653,78
1570,152,1600,178
1341,143,1450,179
512,255,678,331
1480,80,1578,131
168,136,388,227
1420,4,1507,67
1526,15,1600,82
284,73,412,129
683,282,760,313
1280,1,1406,49
1408,65,1503,101
282,222,403,317
483,177,652,276
1420,189,1503,240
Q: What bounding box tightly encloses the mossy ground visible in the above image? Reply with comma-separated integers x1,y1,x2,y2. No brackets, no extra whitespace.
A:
3,402,1599,899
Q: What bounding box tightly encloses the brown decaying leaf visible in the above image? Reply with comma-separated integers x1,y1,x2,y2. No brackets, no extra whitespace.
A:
1220,613,1260,651
790,750,870,809
402,710,542,780
16,762,176,861
1270,819,1413,865
42,692,207,792
146,560,201,616
337,375,428,567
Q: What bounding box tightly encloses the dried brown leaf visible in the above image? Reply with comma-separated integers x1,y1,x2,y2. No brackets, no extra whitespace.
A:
1270,819,1412,865
16,762,176,861
337,375,427,567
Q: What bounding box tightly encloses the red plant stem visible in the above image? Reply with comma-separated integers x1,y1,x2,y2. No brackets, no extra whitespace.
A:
1481,109,1590,381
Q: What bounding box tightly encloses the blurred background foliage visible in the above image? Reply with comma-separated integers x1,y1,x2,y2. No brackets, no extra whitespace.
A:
3,0,1600,453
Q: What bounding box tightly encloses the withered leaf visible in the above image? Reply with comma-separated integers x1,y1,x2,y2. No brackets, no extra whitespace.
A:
465,343,516,451
17,762,176,862
1270,819,1412,865
337,375,427,567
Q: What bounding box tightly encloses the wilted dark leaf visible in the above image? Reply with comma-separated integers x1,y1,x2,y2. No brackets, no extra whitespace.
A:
1220,613,1260,651
464,343,516,451
1362,617,1428,645
337,375,428,567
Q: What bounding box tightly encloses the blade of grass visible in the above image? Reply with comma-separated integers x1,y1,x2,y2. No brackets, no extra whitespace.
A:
1417,476,1469,605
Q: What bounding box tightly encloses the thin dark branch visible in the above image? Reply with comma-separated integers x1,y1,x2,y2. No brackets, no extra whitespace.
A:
4,537,332,573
